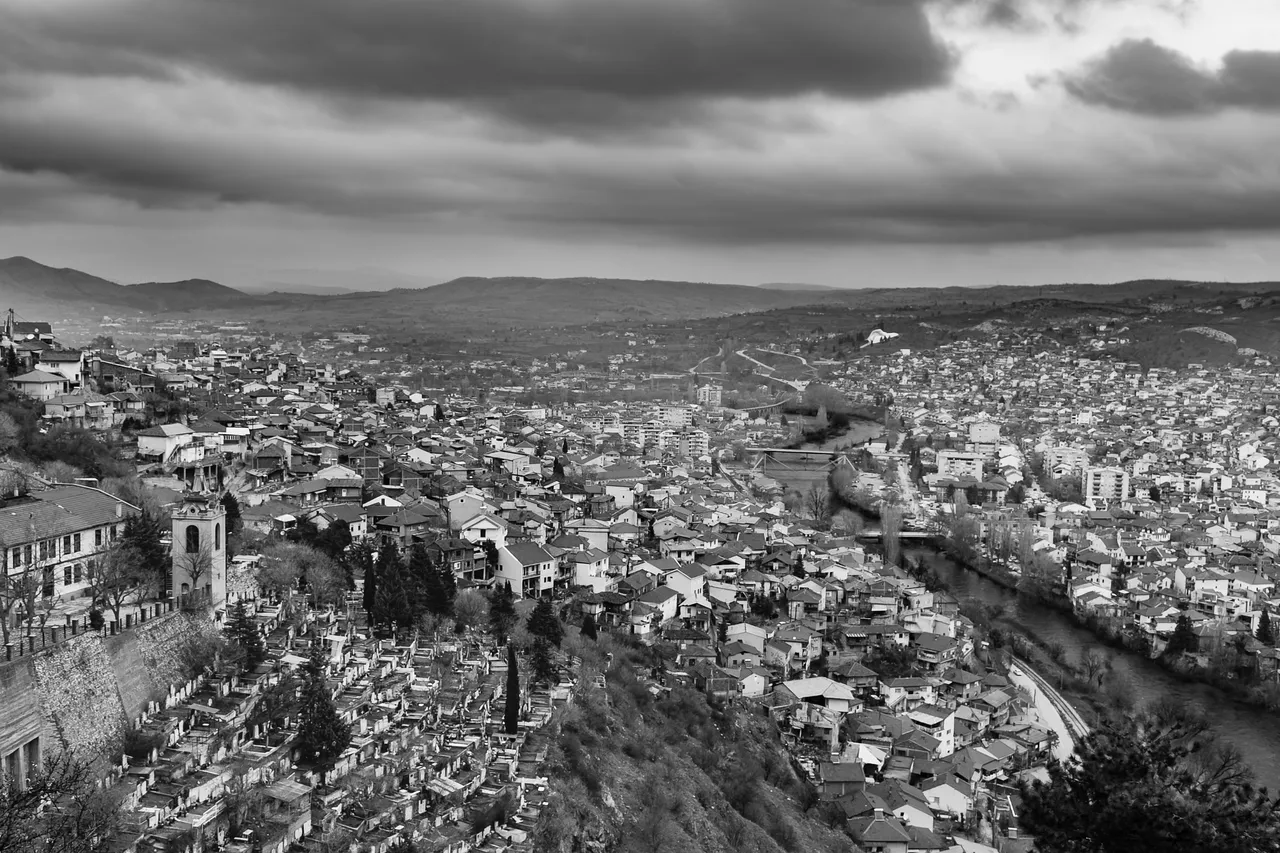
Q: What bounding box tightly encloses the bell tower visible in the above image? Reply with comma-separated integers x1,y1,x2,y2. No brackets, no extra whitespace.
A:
171,494,227,611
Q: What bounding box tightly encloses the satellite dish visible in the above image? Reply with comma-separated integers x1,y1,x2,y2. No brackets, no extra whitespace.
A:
26,334,34,340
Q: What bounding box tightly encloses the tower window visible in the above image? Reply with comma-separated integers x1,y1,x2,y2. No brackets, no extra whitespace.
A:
185,525,201,554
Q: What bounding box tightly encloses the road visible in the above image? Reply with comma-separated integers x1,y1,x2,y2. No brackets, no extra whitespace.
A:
1008,658,1089,763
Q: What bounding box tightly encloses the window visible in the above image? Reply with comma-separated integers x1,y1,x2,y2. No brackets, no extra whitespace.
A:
64,566,72,586
21,545,31,566
73,533,81,553
214,524,222,551
62,535,71,555
73,564,82,583
95,529,103,547
185,525,200,554
87,560,96,581
38,540,50,562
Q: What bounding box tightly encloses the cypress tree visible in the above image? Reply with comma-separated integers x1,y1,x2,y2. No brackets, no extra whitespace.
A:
1165,614,1196,656
489,582,517,644
580,613,598,641
504,644,520,735
296,645,352,784
220,492,243,538
1258,609,1275,647
225,599,266,671
530,637,556,685
362,548,378,615
527,599,564,648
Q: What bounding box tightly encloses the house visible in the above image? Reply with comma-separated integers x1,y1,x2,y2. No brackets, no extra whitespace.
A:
496,541,556,599
818,761,866,800
880,677,937,711
735,667,770,698
922,774,973,818
847,808,911,853
774,676,858,714
136,423,196,464
0,484,139,618
11,370,67,401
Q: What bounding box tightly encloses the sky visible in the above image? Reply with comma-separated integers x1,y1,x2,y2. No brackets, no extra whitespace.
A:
2,0,1280,290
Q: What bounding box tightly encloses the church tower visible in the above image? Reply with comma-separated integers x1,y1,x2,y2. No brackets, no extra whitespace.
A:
171,494,227,611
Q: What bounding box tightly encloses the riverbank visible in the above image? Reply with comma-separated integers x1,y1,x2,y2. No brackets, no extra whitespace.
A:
1007,657,1088,762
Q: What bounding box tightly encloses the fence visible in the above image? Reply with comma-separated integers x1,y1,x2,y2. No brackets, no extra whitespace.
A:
3,598,183,662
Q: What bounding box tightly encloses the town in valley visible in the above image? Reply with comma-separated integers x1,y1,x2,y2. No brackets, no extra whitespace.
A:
0,277,1278,853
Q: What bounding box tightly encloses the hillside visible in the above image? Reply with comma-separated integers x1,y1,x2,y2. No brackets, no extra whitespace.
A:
0,257,255,316
124,279,249,312
534,636,854,853
0,256,125,311
4,253,1280,335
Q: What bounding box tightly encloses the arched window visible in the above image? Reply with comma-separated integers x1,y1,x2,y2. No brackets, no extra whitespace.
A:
214,524,222,551
185,525,201,554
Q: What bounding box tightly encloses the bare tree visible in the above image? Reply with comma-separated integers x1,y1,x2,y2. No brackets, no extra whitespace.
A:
804,482,830,527
0,749,120,853
452,588,489,632
1082,648,1111,686
88,541,151,624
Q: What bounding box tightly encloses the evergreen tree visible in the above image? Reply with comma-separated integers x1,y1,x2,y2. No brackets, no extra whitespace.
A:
530,637,556,685
504,644,520,735
526,599,564,648
220,491,243,538
580,613,598,641
561,438,569,454
374,540,414,629
434,403,446,421
437,559,456,610
314,520,352,562
489,583,518,644
407,543,438,617
225,599,266,671
122,509,169,592
296,645,352,784
360,542,378,613
1258,609,1275,647
552,458,565,480
1021,708,1280,852
1165,614,1197,656
4,346,19,376
716,616,728,644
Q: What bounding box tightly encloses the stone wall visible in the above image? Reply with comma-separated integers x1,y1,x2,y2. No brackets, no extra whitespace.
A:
0,610,222,761
33,632,129,758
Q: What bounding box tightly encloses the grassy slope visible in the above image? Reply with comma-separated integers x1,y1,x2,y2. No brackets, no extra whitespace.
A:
533,636,854,853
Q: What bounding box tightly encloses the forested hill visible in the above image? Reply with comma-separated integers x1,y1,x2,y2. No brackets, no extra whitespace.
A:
532,636,854,853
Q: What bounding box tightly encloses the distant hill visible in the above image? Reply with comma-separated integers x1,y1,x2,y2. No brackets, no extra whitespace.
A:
757,282,840,291
0,257,254,315
125,279,248,311
3,255,1279,333
0,256,124,310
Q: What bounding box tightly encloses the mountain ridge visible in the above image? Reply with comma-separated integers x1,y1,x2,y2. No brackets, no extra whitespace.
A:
2,255,1277,330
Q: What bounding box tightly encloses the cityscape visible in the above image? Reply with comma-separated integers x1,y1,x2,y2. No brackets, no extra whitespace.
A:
4,0,1280,851
0,273,1277,853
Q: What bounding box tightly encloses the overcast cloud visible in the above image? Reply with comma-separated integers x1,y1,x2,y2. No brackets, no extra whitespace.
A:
1,0,1279,288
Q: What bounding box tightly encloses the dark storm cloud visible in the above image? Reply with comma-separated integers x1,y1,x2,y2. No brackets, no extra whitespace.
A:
5,0,953,115
1066,39,1280,115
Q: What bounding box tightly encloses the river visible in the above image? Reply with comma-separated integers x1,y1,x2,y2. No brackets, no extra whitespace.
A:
906,546,1280,791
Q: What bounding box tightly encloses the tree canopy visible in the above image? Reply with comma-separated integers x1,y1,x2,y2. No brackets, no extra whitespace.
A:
1020,706,1280,853
296,645,353,783
526,599,564,648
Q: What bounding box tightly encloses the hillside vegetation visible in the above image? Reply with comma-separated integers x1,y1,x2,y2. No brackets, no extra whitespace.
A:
533,635,853,853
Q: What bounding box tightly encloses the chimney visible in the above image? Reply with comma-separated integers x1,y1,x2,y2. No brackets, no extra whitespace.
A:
873,808,884,820
115,502,124,518
1007,827,1018,839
